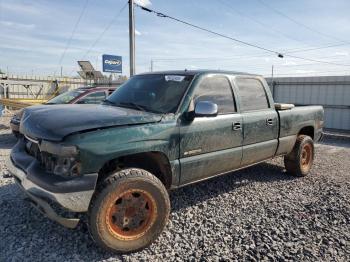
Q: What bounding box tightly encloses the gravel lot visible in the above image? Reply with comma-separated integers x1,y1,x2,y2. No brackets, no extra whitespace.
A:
0,116,349,261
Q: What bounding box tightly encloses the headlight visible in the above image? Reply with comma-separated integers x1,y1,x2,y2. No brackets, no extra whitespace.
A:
39,141,81,177
40,140,78,157
53,156,81,177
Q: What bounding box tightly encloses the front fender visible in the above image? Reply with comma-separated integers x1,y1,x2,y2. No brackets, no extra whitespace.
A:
65,120,179,174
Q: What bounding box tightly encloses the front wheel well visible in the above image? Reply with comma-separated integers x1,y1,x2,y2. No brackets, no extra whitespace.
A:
298,126,314,140
97,152,172,189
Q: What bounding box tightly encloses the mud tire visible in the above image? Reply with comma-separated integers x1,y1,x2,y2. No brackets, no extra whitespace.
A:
284,135,314,177
88,168,170,253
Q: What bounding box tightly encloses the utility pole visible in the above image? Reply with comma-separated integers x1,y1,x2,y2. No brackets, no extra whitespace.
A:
271,65,275,99
129,0,135,76
271,65,274,80
150,59,153,72
60,66,63,77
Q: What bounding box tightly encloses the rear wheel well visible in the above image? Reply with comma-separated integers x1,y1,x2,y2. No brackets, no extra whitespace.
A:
98,152,172,189
298,126,314,140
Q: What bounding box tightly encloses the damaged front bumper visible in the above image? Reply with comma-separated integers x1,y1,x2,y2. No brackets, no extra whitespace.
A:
6,140,98,228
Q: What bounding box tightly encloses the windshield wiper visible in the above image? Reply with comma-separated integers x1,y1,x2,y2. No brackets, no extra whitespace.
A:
118,102,147,112
104,100,161,114
102,99,118,106
103,100,144,111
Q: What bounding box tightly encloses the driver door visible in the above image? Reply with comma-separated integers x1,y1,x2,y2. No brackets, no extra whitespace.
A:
179,75,243,185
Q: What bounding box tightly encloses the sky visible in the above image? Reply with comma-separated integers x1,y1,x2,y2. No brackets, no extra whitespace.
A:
1,0,350,77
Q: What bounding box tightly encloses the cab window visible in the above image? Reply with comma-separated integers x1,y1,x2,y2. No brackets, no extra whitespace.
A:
193,75,236,114
236,78,269,111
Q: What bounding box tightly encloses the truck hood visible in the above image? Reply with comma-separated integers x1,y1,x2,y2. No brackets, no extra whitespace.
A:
20,104,163,141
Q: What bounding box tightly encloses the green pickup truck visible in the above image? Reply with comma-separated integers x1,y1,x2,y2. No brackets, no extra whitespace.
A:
6,70,323,253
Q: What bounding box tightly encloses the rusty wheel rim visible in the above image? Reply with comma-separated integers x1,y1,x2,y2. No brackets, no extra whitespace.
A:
301,143,313,172
106,189,157,240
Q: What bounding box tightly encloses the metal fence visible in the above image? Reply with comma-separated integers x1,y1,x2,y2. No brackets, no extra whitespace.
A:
0,75,125,100
266,75,350,131
0,75,125,114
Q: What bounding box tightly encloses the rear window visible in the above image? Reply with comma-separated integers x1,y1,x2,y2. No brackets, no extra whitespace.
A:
236,78,269,111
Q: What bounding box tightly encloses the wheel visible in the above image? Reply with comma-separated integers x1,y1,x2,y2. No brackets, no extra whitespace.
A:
284,135,314,176
88,168,170,253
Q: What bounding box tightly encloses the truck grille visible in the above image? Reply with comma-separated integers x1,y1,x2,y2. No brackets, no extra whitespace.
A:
25,138,40,159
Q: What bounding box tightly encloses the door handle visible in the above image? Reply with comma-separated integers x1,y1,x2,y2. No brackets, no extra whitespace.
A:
266,118,273,126
232,122,241,130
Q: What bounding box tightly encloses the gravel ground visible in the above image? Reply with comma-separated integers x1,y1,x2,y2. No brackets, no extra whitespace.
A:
0,116,349,261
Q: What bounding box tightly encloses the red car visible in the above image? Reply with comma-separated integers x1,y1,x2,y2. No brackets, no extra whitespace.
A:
10,86,116,137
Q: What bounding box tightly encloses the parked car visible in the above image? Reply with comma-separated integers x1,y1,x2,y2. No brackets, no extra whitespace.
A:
6,70,323,253
10,86,116,137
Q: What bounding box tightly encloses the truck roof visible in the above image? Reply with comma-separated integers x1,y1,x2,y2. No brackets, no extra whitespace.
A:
139,69,258,77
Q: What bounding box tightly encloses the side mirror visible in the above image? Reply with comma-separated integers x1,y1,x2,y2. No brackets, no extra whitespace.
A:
195,101,218,117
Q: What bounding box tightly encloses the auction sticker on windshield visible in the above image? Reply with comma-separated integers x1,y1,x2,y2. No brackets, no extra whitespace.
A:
165,75,185,82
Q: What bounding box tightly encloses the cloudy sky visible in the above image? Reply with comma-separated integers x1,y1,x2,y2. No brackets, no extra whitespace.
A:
1,0,350,77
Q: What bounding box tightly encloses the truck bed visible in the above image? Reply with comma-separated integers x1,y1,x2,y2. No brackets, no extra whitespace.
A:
276,105,324,155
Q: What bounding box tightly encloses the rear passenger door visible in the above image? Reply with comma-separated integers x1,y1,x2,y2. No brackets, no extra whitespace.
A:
179,74,243,185
234,77,278,166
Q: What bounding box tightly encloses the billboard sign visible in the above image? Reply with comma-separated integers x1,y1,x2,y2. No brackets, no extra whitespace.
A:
102,54,122,73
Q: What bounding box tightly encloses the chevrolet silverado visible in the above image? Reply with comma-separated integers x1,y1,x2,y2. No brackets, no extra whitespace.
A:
6,70,324,253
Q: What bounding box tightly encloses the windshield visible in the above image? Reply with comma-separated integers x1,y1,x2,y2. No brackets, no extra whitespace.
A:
46,90,85,104
106,74,194,113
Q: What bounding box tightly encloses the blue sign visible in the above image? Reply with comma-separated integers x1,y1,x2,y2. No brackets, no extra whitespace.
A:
102,54,122,73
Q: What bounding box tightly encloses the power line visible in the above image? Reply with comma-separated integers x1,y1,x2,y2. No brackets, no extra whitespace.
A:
152,56,350,72
218,0,315,48
57,0,89,69
81,2,128,59
136,4,283,57
68,2,128,76
286,54,350,67
285,43,350,54
152,46,350,62
136,4,350,67
256,0,350,45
